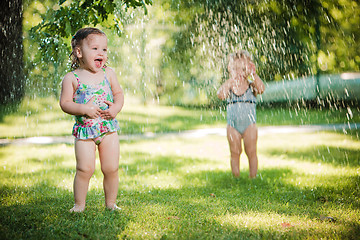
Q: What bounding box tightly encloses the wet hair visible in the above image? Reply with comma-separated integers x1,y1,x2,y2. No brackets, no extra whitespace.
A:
228,50,252,78
230,49,252,61
70,27,106,69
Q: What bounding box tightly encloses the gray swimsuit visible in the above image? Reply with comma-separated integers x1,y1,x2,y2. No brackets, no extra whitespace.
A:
227,87,257,134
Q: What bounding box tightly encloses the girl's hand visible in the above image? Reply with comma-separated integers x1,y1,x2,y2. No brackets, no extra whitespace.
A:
250,82,258,97
84,96,101,119
248,61,256,75
100,101,118,120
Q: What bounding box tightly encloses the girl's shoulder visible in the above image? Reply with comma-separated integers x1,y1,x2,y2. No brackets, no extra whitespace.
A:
103,67,117,82
62,71,78,88
63,71,76,80
104,66,116,76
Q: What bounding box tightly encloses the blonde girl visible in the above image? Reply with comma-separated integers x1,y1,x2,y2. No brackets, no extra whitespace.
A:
217,50,265,178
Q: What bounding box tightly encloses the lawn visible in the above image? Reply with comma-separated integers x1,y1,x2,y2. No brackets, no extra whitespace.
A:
0,96,359,239
0,131,359,239
0,96,359,138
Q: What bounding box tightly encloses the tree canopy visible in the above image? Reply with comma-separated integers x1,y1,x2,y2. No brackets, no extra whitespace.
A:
24,0,360,106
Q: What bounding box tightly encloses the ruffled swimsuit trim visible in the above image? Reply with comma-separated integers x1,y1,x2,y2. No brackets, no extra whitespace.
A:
72,120,119,140
72,68,120,139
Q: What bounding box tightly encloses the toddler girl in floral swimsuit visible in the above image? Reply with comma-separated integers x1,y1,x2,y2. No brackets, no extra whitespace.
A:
72,68,119,144
60,27,124,212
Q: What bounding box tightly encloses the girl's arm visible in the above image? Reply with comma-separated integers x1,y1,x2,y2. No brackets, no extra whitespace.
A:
101,67,124,120
251,73,265,95
217,55,237,100
249,61,265,95
217,79,233,100
59,72,101,118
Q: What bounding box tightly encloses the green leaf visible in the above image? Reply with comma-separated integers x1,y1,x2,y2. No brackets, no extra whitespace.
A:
65,20,72,37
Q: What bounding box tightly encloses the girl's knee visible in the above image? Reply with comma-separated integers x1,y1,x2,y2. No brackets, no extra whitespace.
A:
101,165,118,176
76,165,95,177
245,147,256,158
244,142,256,155
230,148,242,158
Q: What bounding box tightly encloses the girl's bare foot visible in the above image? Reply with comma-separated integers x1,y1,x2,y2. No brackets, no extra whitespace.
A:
70,204,85,212
107,204,121,211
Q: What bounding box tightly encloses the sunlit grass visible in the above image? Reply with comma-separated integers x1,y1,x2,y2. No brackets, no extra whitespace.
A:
0,131,359,239
0,96,226,138
1,96,359,138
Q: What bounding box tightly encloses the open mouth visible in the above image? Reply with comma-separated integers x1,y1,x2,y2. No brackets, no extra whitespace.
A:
94,58,103,68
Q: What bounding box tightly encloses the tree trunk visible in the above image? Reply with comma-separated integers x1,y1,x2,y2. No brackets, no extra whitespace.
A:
0,0,24,108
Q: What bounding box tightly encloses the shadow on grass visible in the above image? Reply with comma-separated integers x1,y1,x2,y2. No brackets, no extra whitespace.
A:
118,111,224,134
118,151,359,238
0,182,131,240
119,151,208,176
0,97,62,122
1,148,359,239
264,145,360,167
116,168,359,239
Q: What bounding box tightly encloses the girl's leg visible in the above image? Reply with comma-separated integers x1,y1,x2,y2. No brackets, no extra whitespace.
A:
227,125,243,177
71,139,96,212
243,124,258,178
98,132,120,209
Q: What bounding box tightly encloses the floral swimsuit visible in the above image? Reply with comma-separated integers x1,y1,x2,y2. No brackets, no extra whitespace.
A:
72,68,120,144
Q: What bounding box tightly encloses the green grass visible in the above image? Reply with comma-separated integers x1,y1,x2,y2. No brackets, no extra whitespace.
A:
1,130,359,239
0,96,359,239
0,96,359,138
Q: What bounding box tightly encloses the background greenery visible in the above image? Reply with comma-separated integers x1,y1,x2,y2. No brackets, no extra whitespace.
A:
21,0,360,106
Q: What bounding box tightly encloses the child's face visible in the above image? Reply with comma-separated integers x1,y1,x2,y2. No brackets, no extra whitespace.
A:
234,57,252,77
76,34,108,72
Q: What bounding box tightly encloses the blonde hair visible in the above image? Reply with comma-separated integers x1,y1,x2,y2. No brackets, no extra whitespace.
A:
230,49,252,62
70,27,106,69
227,50,252,78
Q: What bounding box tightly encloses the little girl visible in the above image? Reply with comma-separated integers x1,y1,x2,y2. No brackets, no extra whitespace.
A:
60,27,124,212
217,50,265,178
